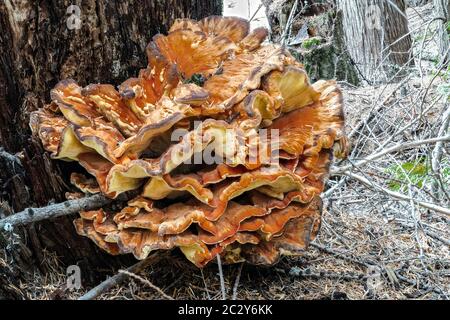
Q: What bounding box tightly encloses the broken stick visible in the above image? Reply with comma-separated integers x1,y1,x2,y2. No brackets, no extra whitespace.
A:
0,192,135,230
78,253,164,300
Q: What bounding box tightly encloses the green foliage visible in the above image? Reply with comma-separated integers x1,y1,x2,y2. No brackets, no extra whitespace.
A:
387,160,429,192
301,38,321,50
386,158,450,192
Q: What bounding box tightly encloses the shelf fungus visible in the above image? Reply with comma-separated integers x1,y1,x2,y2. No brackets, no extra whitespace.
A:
30,16,347,267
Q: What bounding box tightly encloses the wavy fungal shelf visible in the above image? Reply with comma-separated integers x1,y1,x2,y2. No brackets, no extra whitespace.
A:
30,16,347,267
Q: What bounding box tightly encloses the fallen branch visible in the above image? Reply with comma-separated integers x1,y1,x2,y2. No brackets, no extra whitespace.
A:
331,135,450,175
288,266,365,281
281,0,298,46
421,229,450,247
397,220,450,247
431,106,450,196
0,192,134,230
394,271,445,296
119,270,174,300
248,3,263,23
311,243,370,268
322,177,347,199
341,171,450,216
311,243,444,295
78,253,163,300
0,195,111,230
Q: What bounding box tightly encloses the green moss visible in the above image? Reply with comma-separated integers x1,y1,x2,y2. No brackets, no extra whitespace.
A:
302,38,322,50
288,10,360,86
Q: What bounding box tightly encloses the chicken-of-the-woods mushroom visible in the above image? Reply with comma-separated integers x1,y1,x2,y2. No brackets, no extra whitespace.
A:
29,16,347,267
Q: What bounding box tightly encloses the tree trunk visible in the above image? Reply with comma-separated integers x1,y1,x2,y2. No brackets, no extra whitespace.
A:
262,0,330,43
260,0,360,85
434,0,450,63
0,0,222,299
406,0,431,5
337,0,414,83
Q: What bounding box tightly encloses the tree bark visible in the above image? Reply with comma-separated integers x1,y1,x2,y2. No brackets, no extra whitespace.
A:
406,0,431,5
261,0,360,85
0,0,222,299
337,0,414,83
261,0,330,43
434,0,450,63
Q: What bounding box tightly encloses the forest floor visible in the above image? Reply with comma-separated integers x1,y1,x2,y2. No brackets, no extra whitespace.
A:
12,2,450,300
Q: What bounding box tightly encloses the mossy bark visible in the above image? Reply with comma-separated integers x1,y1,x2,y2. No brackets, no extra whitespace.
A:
262,0,359,85
292,11,360,85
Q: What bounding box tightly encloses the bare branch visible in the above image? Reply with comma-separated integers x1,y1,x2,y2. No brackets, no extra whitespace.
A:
398,220,450,247
118,269,174,300
232,263,244,300
249,3,263,23
78,253,163,300
216,254,227,300
281,0,298,46
332,135,450,175
0,195,112,230
340,171,450,216
0,191,138,230
431,106,450,196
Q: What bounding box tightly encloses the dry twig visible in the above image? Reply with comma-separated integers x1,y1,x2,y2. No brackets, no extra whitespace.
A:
232,263,244,300
118,270,174,300
78,254,163,300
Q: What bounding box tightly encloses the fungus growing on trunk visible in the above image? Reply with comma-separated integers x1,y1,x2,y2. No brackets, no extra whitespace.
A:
30,16,347,267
